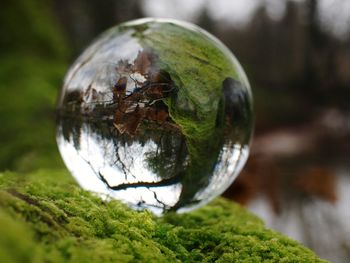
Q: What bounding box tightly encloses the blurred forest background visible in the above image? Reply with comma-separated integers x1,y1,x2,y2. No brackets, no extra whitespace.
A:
0,0,349,262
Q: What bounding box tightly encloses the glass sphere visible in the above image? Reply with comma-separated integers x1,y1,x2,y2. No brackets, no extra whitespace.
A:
56,18,254,215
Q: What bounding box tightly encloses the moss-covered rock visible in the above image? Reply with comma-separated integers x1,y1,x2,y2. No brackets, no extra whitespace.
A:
0,169,326,262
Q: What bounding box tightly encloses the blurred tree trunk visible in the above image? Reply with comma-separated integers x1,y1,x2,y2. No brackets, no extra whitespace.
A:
304,0,338,94
53,0,143,56
304,0,320,89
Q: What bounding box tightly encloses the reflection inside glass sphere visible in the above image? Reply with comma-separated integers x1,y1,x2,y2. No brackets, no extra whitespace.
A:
56,18,253,215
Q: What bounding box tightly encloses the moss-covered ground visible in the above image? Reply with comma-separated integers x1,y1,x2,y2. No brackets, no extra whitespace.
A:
0,169,327,263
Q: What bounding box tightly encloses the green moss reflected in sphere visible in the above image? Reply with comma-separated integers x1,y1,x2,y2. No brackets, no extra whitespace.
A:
56,18,254,215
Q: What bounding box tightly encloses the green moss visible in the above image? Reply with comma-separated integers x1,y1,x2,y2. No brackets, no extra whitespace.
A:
141,21,240,140
0,55,67,171
0,170,327,262
0,0,68,171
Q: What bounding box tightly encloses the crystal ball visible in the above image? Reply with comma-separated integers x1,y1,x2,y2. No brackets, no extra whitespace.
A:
56,18,254,215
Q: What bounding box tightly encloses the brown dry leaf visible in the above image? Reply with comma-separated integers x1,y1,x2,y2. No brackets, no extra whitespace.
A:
146,85,164,99
295,166,337,203
125,106,146,135
114,106,146,135
115,77,127,90
133,51,152,75
112,77,127,104
155,109,168,123
145,108,169,123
